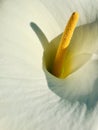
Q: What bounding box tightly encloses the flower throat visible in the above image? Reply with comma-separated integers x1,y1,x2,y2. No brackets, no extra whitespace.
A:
52,12,79,78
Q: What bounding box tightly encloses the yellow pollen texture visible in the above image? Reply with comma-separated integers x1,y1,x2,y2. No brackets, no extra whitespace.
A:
52,12,79,78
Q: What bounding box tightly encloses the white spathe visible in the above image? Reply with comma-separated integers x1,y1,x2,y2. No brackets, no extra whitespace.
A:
0,0,98,130
43,20,98,102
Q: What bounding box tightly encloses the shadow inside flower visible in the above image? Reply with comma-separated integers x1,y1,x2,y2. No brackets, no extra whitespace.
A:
30,22,98,110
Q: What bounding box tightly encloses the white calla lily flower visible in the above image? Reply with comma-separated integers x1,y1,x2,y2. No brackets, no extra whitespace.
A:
0,0,98,130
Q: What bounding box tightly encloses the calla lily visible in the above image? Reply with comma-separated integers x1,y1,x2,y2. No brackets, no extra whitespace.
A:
0,0,98,130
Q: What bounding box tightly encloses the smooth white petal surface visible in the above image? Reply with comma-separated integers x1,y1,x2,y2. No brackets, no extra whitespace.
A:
0,0,98,130
41,0,98,31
